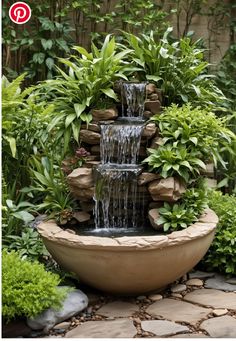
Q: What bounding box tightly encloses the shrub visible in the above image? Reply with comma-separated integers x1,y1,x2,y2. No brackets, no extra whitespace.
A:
201,191,236,275
2,250,69,322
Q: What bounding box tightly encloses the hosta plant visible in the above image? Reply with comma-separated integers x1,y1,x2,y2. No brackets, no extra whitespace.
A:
143,144,206,183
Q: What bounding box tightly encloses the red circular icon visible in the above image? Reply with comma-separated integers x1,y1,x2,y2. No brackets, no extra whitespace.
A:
9,2,31,24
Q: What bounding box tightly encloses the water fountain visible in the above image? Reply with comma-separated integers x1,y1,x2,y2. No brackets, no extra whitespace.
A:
38,82,218,294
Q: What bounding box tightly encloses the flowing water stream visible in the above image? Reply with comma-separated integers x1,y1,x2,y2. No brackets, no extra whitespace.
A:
93,82,148,231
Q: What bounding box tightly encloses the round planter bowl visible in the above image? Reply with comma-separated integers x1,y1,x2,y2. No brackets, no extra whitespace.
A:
38,208,218,295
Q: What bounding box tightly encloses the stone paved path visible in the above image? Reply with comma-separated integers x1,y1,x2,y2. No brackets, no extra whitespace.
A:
45,271,236,338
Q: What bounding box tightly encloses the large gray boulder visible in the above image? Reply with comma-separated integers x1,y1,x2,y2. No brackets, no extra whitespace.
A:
27,287,88,332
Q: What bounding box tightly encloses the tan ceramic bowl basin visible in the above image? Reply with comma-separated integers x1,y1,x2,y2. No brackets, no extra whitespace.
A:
38,208,218,295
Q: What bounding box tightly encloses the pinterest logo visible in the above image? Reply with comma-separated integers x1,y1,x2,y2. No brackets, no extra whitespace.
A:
9,2,31,24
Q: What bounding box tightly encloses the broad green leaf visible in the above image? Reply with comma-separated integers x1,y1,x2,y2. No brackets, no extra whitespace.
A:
193,159,206,169
41,39,53,50
33,52,45,64
74,103,86,117
6,199,14,209
65,113,76,128
72,121,81,143
73,46,92,60
12,211,34,223
45,57,54,70
159,47,169,58
101,88,118,101
33,171,50,186
146,75,162,82
189,137,198,145
17,201,35,209
5,136,16,158
217,178,229,188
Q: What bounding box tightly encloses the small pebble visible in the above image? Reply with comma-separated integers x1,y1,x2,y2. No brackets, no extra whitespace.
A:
186,278,203,286
86,306,93,314
137,295,146,300
54,329,65,334
171,293,182,299
148,294,163,301
143,331,150,336
53,322,70,330
171,284,187,293
213,309,228,317
133,317,141,324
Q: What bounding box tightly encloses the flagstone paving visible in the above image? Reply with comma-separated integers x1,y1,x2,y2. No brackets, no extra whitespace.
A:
65,319,137,338
200,316,236,338
41,271,236,338
205,274,236,291
146,298,211,325
184,288,236,310
141,320,190,337
96,301,139,318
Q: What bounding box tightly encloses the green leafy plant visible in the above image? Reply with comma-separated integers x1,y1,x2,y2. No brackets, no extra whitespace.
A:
29,156,75,224
124,28,227,108
6,227,48,262
144,144,206,183
2,250,70,322
144,104,235,184
2,74,55,188
156,186,207,232
40,34,136,154
201,191,236,275
216,44,236,111
151,104,234,165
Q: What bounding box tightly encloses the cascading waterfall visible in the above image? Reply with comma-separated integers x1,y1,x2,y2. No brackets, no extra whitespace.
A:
100,123,143,164
94,82,147,230
121,82,146,118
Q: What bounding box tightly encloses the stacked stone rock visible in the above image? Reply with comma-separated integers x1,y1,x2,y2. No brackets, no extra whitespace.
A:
66,83,214,230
